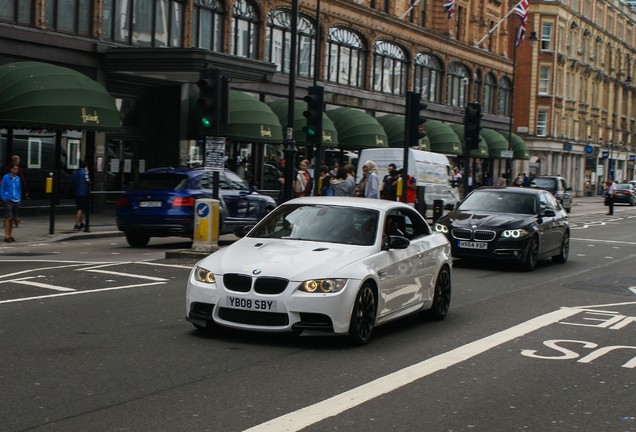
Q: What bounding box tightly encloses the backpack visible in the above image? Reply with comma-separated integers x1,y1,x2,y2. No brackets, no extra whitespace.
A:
294,171,310,196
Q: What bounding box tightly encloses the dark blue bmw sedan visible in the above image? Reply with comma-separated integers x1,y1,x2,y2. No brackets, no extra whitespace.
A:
116,168,277,247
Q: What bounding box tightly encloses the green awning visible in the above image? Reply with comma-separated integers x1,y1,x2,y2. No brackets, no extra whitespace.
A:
326,107,388,151
448,123,489,157
480,128,510,158
510,133,529,160
0,61,121,131
268,99,338,148
221,91,283,143
425,120,462,155
376,113,429,150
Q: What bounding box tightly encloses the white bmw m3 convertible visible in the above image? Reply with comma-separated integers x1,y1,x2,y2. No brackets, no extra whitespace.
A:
186,196,452,345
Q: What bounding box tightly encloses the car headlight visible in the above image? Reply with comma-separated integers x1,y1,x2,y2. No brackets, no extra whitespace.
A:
433,223,448,233
193,266,216,284
299,279,347,293
502,229,529,239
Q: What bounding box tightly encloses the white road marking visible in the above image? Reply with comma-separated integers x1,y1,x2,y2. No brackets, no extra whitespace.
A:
11,279,76,292
244,307,582,432
0,281,167,304
82,269,168,281
571,237,636,245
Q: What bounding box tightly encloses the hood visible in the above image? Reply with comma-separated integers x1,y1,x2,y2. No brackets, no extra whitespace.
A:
198,238,373,280
442,210,534,229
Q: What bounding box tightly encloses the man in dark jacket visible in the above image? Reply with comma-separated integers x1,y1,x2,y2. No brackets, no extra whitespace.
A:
72,161,91,231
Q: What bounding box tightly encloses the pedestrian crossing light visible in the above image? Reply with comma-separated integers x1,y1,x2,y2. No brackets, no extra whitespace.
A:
464,102,482,150
303,86,324,143
405,91,427,146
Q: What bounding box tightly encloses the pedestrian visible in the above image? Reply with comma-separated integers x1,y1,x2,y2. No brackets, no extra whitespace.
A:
362,160,380,199
513,173,524,187
293,160,311,198
72,160,91,232
497,172,507,187
1,163,21,242
381,163,398,201
344,163,357,196
3,155,28,227
317,165,333,196
398,169,417,207
330,167,356,196
606,179,617,215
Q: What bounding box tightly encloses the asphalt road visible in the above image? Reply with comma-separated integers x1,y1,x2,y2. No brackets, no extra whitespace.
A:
1,204,635,432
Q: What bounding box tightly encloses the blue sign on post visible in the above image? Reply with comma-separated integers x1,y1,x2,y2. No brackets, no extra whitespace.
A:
196,202,210,218
629,155,636,162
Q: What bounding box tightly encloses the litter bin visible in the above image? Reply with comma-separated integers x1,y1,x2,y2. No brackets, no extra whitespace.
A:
193,198,220,253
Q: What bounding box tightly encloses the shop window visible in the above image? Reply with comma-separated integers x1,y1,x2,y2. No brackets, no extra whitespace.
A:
414,52,442,103
372,41,406,95
0,0,33,25
326,27,366,88
231,0,259,58
265,9,315,78
193,0,224,52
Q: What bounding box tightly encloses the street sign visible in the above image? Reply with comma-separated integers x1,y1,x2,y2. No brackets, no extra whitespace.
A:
601,151,609,159
500,150,513,158
204,136,225,172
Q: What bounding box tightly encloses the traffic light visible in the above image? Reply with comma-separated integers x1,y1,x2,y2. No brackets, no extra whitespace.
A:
405,91,427,147
464,102,482,150
196,69,229,137
303,86,324,144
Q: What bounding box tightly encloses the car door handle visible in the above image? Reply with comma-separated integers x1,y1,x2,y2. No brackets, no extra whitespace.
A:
378,271,387,276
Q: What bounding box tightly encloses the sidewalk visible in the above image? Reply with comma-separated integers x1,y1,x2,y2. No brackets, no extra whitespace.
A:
8,195,612,245
7,211,121,244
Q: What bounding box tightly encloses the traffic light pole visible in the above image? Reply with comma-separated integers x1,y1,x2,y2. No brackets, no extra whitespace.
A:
283,0,299,203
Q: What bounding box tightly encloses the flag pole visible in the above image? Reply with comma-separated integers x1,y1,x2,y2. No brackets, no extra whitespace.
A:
399,0,420,20
477,0,523,46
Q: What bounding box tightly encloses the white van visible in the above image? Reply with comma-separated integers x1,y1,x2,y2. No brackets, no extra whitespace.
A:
357,148,460,209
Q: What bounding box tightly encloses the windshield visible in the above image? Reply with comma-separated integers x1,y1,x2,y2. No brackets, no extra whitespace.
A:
248,204,380,245
459,191,537,214
530,177,556,190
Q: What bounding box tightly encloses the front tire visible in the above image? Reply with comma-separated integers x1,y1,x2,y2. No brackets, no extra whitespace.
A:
348,284,376,345
552,231,570,264
425,265,451,320
126,232,150,247
521,236,539,271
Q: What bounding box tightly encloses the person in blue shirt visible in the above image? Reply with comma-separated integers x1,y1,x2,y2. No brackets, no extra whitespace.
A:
1,163,21,242
72,161,91,231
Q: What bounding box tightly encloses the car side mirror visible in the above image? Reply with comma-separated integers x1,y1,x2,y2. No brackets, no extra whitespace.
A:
542,209,556,217
383,235,410,250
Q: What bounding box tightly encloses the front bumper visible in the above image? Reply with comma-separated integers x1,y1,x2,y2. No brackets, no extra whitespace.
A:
185,274,361,335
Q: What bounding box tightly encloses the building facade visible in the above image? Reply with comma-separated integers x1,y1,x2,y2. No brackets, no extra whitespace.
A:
1,0,634,197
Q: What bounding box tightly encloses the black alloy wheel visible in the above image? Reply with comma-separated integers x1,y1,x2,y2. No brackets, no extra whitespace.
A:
425,265,451,320
521,235,539,271
349,284,376,345
552,231,570,264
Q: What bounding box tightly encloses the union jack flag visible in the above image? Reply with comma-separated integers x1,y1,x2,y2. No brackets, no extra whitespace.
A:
514,0,530,46
443,0,455,19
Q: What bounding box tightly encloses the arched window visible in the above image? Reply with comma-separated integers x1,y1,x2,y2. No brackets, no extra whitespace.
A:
483,72,496,113
231,0,259,58
326,27,365,88
414,52,442,103
372,41,406,95
265,9,316,78
446,62,470,108
498,77,512,116
193,0,224,52
473,69,482,102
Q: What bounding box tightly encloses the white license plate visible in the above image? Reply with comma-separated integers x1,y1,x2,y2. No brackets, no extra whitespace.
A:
226,296,276,311
458,240,487,250
140,201,162,207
